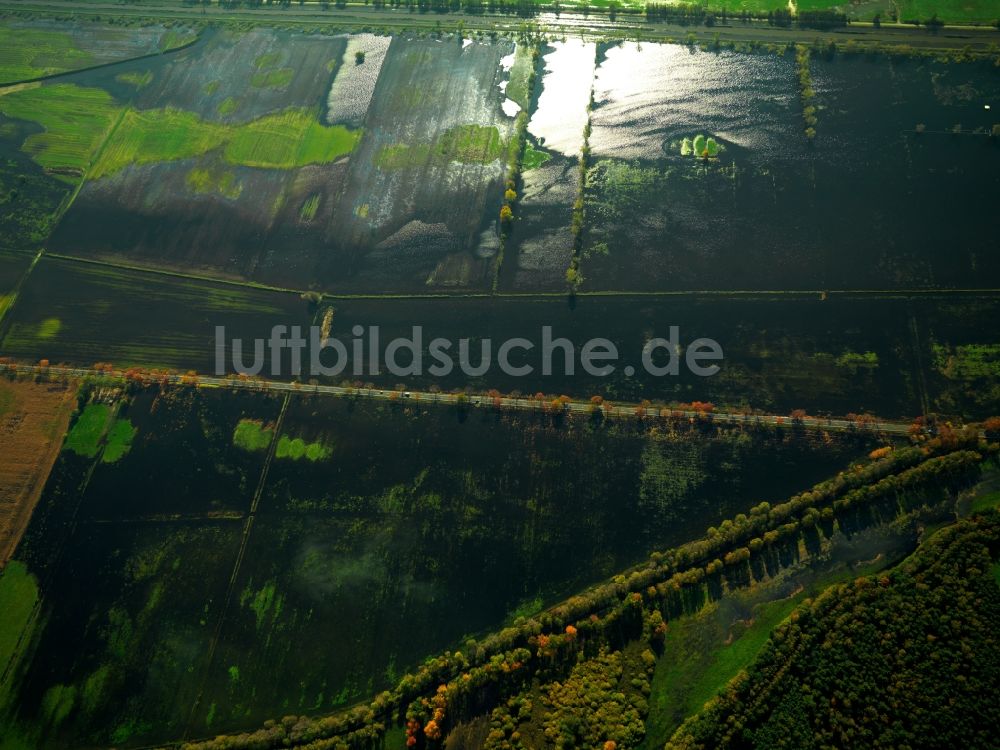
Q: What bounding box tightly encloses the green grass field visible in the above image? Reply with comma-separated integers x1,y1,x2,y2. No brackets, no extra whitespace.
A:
0,84,120,177
641,555,895,748
223,108,361,169
274,434,332,461
233,419,274,452
374,124,506,169
101,418,137,463
115,70,153,89
505,43,535,111
897,0,1000,22
63,403,111,458
588,0,998,21
0,562,39,710
0,26,92,84
250,67,294,90
0,84,361,180
185,167,243,199
522,143,552,170
92,107,227,179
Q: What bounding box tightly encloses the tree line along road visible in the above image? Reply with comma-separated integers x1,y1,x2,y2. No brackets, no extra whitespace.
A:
7,362,922,436
3,0,1000,52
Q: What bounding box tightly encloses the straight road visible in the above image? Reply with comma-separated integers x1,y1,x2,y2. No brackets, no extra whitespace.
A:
3,0,999,52
8,362,919,435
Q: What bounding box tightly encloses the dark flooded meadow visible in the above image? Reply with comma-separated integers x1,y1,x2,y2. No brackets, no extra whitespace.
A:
576,43,1000,292
0,386,881,747
0,16,999,750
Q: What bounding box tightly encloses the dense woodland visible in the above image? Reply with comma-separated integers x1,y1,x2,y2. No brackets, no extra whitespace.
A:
667,511,1000,749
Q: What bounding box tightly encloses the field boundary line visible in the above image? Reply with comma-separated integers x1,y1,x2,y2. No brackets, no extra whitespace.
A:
38,253,1000,302
0,391,111,689
0,30,200,89
43,252,310,297
0,248,43,334
907,303,932,418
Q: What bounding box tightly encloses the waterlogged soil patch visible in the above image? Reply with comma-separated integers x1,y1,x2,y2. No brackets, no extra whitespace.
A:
0,388,288,747
311,294,923,418
0,106,81,248
0,257,312,374
79,388,282,519
0,249,33,315
323,36,515,292
47,29,362,287
581,44,820,292
580,45,1000,293
325,34,392,128
500,148,578,290
194,393,877,736
3,519,242,748
914,296,1000,420
808,54,1000,291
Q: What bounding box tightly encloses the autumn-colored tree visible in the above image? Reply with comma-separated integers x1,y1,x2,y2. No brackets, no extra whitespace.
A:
869,446,893,460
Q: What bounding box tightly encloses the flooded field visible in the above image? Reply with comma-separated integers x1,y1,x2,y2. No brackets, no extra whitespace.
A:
16,31,522,292
46,28,355,282
578,44,1000,293
0,386,879,747
2,25,996,295
0,249,32,310
0,17,997,750
500,41,592,291
299,293,931,418
6,254,1000,419
0,257,312,372
0,117,75,251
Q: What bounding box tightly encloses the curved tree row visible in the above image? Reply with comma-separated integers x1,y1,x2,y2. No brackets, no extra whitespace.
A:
180,433,995,750
666,510,1000,750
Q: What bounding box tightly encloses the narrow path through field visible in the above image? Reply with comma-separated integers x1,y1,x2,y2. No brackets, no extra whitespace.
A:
183,392,290,740
41,251,1000,300
0,249,43,331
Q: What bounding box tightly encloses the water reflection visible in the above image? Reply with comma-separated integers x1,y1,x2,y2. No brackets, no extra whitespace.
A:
325,34,392,127
589,43,799,161
528,40,596,157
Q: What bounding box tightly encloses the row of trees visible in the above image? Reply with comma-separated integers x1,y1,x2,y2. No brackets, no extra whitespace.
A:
796,45,818,140
565,85,595,294
496,42,540,268
181,433,995,750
